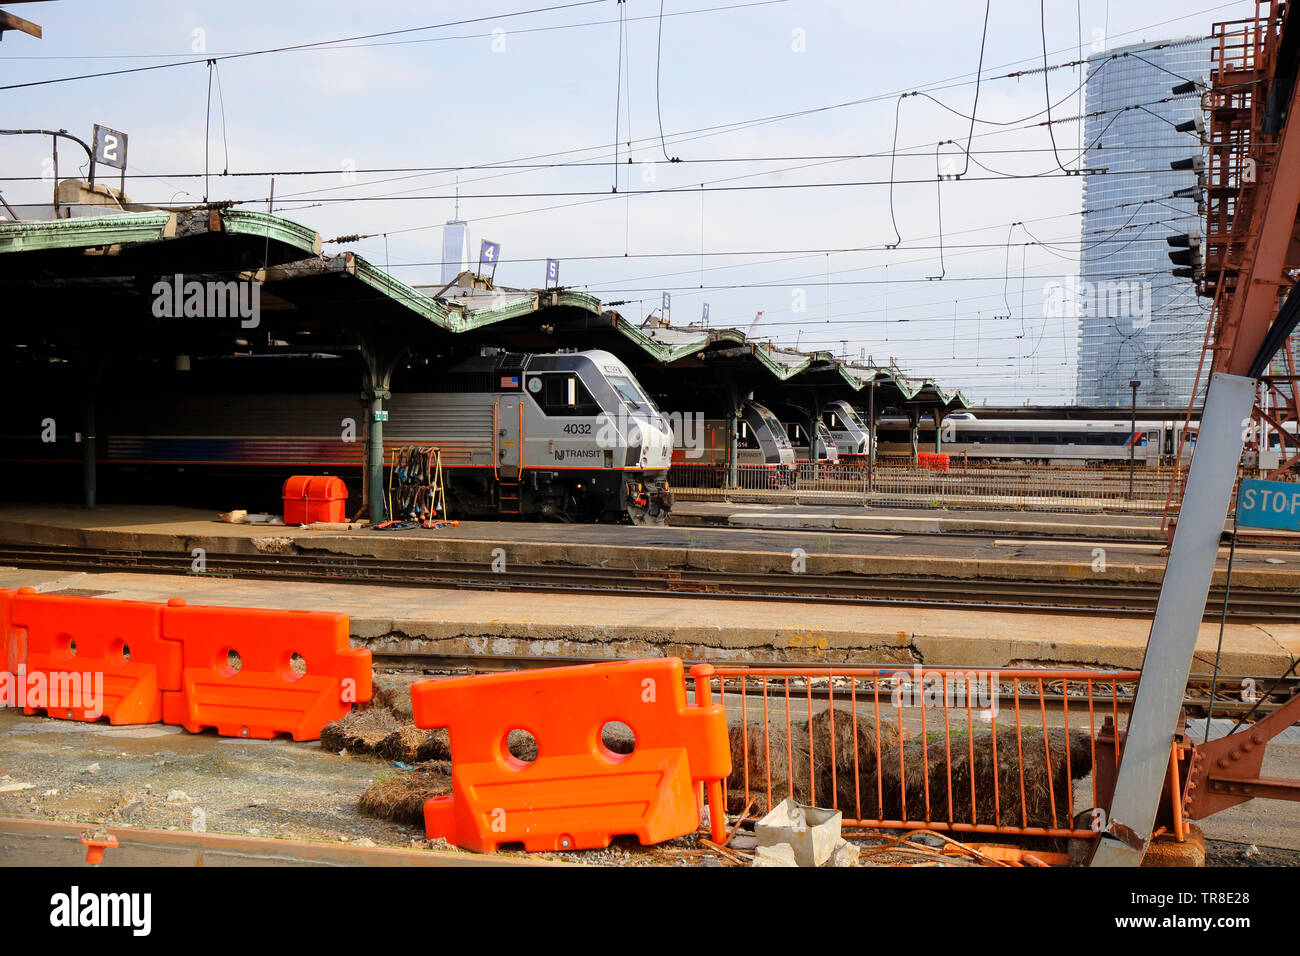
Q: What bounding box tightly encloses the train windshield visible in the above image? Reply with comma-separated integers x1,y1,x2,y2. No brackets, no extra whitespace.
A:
835,404,864,428
755,407,789,443
607,375,656,412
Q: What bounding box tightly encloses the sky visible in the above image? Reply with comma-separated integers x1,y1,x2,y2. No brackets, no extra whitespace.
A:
0,0,1253,404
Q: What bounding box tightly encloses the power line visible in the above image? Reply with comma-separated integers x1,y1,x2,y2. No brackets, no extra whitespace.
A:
150,166,1193,211
0,0,788,62
0,1,612,91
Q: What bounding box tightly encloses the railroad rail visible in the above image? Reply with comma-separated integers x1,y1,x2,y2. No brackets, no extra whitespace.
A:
0,817,558,867
0,542,1296,621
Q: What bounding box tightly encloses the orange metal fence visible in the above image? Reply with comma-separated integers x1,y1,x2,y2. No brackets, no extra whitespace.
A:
697,665,1141,839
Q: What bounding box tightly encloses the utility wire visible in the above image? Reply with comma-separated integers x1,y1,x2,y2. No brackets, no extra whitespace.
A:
655,0,680,162
0,1,611,91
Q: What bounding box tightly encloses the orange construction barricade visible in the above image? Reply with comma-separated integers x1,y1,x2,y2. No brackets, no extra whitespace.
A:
161,599,371,740
8,587,181,724
410,658,731,853
0,588,24,676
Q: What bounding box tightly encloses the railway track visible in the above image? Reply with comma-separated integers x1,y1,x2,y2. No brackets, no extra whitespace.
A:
0,542,1296,621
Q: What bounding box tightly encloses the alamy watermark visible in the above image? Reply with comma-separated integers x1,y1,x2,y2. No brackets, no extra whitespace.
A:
1043,275,1152,330
594,407,705,458
888,665,999,720
151,273,261,328
1,667,105,719
50,886,151,936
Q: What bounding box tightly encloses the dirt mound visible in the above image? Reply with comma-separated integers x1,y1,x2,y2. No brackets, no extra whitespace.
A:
321,708,404,755
322,706,449,763
726,709,1091,830
725,707,898,815
878,727,1092,829
357,762,453,827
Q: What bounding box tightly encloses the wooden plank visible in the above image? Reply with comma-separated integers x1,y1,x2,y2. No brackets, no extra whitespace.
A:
0,10,42,39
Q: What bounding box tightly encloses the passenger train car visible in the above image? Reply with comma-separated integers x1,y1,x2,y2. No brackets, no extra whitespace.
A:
668,400,796,479
15,349,675,524
820,400,872,457
785,419,840,464
873,415,1198,465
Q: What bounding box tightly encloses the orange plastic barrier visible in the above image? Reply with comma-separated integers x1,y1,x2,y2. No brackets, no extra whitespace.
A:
917,452,951,471
0,588,23,676
7,587,181,724
410,658,731,852
161,600,371,740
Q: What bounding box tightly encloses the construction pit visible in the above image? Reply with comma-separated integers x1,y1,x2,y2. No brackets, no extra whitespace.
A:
4,660,1298,868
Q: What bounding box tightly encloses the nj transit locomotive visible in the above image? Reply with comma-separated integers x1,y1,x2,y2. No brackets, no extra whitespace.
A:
63,350,676,524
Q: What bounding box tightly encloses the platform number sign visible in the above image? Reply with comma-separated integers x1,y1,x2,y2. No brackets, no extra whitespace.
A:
702,302,710,325
545,258,560,287
479,239,500,274
662,292,671,322
92,125,128,169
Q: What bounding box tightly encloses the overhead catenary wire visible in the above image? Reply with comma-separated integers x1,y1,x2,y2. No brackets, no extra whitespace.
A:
655,0,680,164
0,0,614,91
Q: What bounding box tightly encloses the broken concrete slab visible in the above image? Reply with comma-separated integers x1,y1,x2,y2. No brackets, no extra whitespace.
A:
751,842,798,867
828,839,860,867
754,798,842,867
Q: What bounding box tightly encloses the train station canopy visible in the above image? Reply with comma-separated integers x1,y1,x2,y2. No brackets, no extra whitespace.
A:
0,202,968,417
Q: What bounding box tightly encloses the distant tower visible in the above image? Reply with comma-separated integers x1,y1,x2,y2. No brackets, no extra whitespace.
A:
1076,37,1212,407
440,185,471,284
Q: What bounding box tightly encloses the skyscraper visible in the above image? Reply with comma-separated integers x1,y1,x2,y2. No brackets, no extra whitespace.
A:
440,219,471,285
1075,37,1212,406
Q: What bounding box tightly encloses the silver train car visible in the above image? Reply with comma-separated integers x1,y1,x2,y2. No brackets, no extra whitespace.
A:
874,416,1197,465
737,401,797,470
821,400,871,457
785,419,840,463
669,400,796,469
100,349,675,524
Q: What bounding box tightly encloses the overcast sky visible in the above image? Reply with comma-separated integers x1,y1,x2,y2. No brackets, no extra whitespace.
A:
0,0,1250,403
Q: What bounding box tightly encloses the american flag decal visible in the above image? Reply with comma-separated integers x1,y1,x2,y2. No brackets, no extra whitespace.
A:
501,376,519,388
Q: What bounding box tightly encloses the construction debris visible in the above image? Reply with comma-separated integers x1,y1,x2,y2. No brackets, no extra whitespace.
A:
754,798,842,867
828,841,860,867
751,843,798,867
357,764,453,827
320,707,450,763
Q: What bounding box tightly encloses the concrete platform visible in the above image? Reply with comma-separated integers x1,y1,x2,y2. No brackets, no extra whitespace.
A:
673,501,1173,539
2,565,1296,675
1,504,1299,588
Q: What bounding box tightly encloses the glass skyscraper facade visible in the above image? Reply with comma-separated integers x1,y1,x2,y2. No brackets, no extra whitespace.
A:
440,220,470,285
1076,37,1212,407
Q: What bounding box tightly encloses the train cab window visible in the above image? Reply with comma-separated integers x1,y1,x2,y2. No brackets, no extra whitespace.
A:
822,411,839,429
607,375,656,412
526,373,599,416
